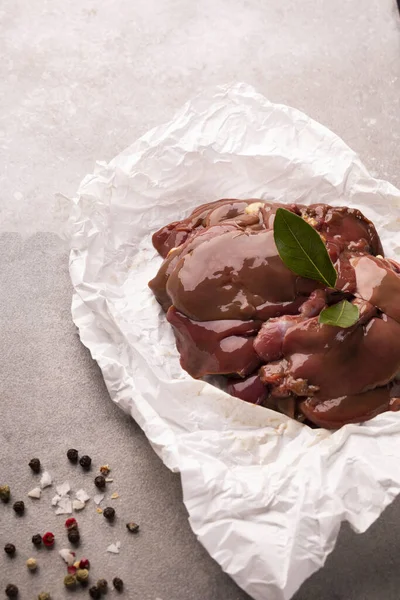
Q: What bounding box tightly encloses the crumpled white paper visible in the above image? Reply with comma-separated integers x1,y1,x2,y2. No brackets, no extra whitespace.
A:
68,83,400,600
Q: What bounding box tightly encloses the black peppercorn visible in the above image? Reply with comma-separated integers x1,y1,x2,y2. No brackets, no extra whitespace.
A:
97,579,107,593
67,448,79,463
4,543,16,556
32,534,42,546
68,529,80,545
94,475,106,489
79,455,92,470
5,584,19,598
13,501,25,515
28,458,41,473
0,484,11,503
103,507,115,521
112,578,123,592
126,521,139,533
89,586,101,599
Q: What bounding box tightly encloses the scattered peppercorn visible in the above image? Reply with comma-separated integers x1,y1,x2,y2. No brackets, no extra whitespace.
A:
68,565,77,575
97,579,108,593
64,574,77,589
99,465,110,476
79,455,92,470
68,529,80,545
89,586,101,599
94,475,106,489
38,593,51,600
5,584,19,598
26,557,38,571
32,534,42,546
76,569,89,585
4,543,16,556
103,506,115,521
28,458,41,473
0,484,11,503
67,448,79,463
13,501,25,515
126,521,139,533
112,578,123,592
42,532,55,548
79,558,90,570
65,517,78,531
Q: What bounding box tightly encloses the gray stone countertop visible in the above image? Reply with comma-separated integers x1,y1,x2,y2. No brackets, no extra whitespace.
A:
1,1,399,599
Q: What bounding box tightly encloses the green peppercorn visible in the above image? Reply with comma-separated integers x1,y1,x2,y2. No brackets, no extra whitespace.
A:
97,578,108,593
28,458,41,473
0,484,11,503
4,543,16,556
5,584,19,598
32,534,42,546
126,521,139,533
79,455,92,470
68,529,80,545
13,501,25,515
103,506,115,521
64,574,77,589
89,586,101,599
94,475,106,489
38,593,51,600
76,568,89,584
67,448,79,463
112,577,123,592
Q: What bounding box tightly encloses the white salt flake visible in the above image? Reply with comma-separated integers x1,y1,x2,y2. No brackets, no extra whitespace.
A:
93,493,105,505
28,487,41,499
56,481,70,496
40,471,52,489
75,489,90,503
51,494,61,506
106,541,121,554
59,549,76,566
105,478,113,483
55,497,72,514
73,499,85,511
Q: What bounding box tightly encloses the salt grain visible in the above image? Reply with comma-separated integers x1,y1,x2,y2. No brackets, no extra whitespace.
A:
55,498,72,515
51,494,61,506
73,500,85,511
75,489,90,503
28,487,41,499
59,549,76,566
56,482,71,496
106,541,121,554
93,494,104,505
40,471,52,489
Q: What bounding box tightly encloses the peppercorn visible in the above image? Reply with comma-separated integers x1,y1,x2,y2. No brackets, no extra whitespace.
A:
79,558,90,569
42,532,55,548
28,458,41,473
97,579,107,593
68,529,80,545
13,501,25,515
76,569,89,584
64,574,77,589
38,593,51,600
65,517,78,531
99,465,110,476
126,521,139,533
0,484,11,503
79,455,92,470
68,565,77,575
26,557,37,571
5,584,19,598
4,543,16,556
103,506,115,521
67,448,79,463
89,586,101,599
32,534,42,546
112,577,123,592
94,475,105,490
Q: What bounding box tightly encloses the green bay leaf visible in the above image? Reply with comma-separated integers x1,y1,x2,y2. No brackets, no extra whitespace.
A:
273,208,337,288
319,300,359,328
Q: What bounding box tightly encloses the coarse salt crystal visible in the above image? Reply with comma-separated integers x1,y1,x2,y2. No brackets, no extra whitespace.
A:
106,541,121,554
73,499,85,511
40,471,52,489
56,482,71,496
75,489,90,503
51,494,61,506
93,493,104,505
59,549,76,566
55,497,72,514
28,487,41,499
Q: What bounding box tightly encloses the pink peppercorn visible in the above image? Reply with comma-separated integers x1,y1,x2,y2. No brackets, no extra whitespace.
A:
42,532,55,548
79,558,90,570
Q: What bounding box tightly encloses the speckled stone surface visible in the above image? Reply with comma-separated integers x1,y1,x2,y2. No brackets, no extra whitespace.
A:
0,1,400,599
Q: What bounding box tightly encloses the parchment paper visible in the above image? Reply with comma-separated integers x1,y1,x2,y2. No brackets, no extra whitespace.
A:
69,82,400,600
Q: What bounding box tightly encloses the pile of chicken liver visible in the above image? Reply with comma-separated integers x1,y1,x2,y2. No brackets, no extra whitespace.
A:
149,199,400,429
